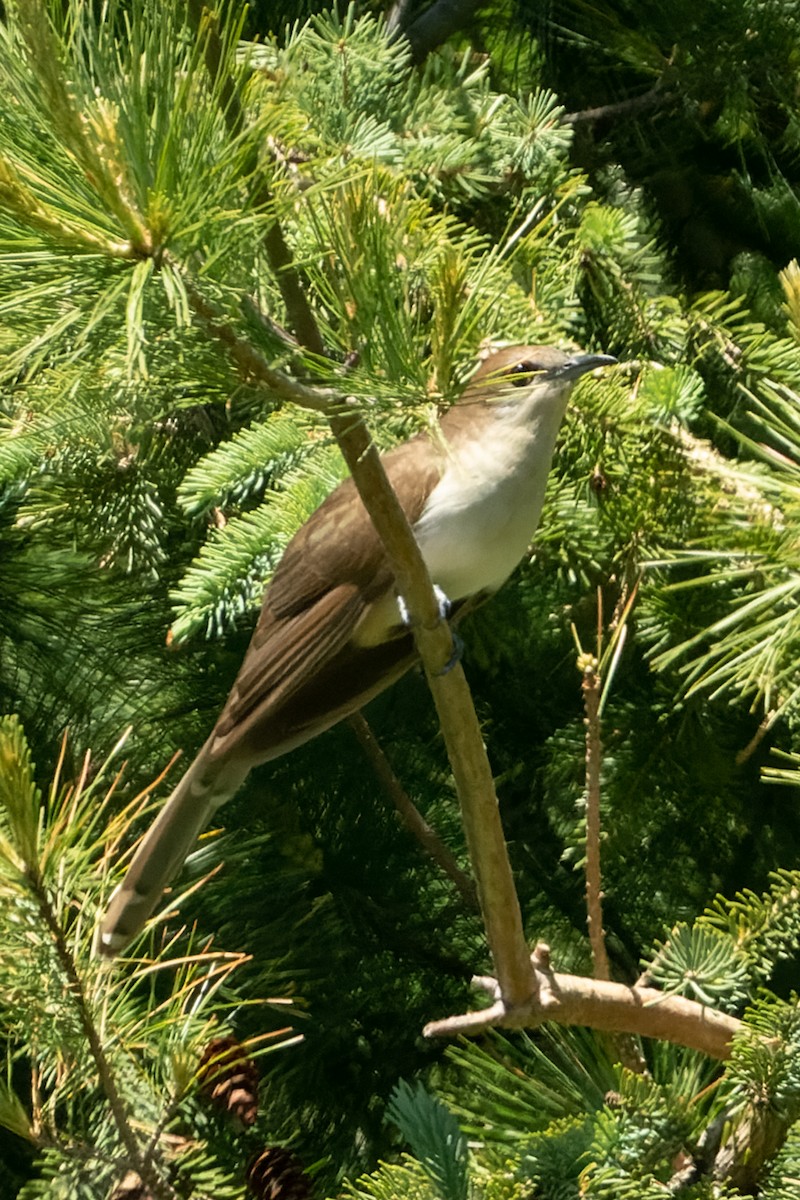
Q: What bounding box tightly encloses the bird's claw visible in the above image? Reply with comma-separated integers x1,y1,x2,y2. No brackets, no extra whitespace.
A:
436,632,463,675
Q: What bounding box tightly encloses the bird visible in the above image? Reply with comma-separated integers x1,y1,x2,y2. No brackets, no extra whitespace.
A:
99,343,615,954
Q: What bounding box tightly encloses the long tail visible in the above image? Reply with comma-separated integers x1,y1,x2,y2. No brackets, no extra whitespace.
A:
99,743,249,957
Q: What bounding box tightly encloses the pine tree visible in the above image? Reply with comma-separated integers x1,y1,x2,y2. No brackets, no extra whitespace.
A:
3,1,800,1195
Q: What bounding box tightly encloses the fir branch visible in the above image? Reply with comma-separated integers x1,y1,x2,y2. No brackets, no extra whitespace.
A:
170,446,346,642
176,413,318,516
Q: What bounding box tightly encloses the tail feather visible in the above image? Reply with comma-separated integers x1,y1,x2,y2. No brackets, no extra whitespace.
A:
99,746,248,957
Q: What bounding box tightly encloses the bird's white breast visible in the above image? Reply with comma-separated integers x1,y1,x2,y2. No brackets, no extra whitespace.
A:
413,399,564,600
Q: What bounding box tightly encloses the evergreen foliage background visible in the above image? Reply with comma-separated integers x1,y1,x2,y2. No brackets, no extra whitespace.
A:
2,0,800,1195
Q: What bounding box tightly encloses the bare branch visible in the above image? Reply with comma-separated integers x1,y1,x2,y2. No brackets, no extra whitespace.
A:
386,0,414,36
735,710,780,765
581,657,610,981
563,86,675,126
424,943,742,1061
329,407,537,1007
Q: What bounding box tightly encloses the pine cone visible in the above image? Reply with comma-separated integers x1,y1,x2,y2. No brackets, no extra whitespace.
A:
109,1172,153,1200
197,1035,259,1126
246,1146,313,1200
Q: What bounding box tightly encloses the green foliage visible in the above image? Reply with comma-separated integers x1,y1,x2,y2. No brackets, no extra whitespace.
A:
650,329,800,716
442,1027,616,1142
726,996,800,1118
338,1155,440,1200
387,1079,469,1200
702,870,800,981
6,0,800,1196
0,716,295,1200
170,443,348,641
645,923,751,1010
760,1122,800,1200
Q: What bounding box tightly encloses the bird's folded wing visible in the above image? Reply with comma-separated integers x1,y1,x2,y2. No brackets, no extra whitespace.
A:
210,583,367,748
267,436,442,618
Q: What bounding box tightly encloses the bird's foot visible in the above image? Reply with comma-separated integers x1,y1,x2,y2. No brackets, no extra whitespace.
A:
396,584,452,627
436,632,464,675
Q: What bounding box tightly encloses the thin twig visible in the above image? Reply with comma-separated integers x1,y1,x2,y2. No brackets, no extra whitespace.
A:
186,0,326,356
162,255,336,412
735,709,779,766
563,86,674,126
581,656,610,982
348,712,479,912
385,0,414,35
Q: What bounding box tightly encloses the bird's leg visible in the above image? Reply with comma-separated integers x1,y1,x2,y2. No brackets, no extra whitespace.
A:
396,583,452,626
396,586,463,674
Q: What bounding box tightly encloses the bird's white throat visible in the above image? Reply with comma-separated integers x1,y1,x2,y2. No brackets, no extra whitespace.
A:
414,384,571,600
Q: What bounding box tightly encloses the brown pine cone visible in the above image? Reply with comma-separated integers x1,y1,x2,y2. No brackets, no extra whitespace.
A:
246,1146,313,1200
197,1035,259,1126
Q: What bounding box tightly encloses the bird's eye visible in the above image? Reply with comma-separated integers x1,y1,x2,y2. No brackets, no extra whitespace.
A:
508,360,541,386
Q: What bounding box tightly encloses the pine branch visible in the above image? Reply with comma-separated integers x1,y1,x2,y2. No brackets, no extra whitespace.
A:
0,724,176,1199
161,253,336,412
31,872,175,1200
185,0,325,356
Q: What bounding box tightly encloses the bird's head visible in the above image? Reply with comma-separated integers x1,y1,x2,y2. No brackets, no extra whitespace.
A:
459,344,616,407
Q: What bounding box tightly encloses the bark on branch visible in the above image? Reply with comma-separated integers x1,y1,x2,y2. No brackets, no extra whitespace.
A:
581,658,610,981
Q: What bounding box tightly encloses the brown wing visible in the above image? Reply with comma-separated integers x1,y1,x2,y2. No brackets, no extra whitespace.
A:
267,431,443,618
207,428,445,762
210,583,366,753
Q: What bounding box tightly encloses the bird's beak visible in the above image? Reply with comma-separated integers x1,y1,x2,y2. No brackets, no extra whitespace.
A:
558,353,617,381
